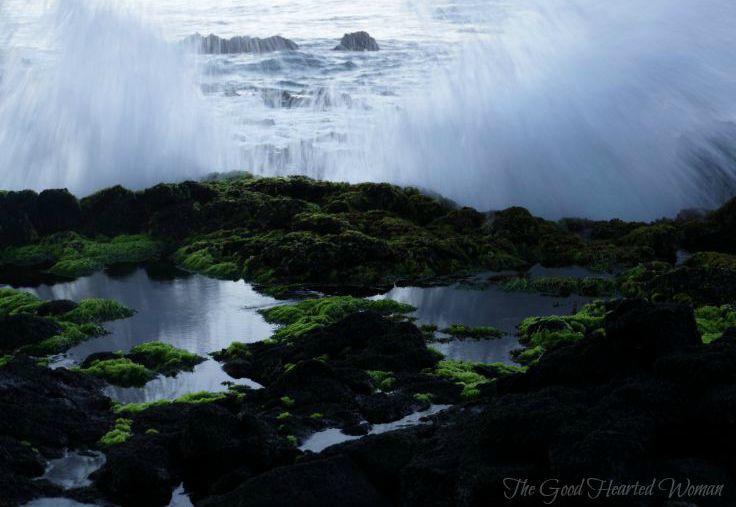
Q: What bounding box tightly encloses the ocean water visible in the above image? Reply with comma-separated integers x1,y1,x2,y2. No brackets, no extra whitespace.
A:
1,0,735,219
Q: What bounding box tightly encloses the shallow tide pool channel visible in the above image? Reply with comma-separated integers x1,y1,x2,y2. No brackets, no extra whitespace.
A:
5,262,604,404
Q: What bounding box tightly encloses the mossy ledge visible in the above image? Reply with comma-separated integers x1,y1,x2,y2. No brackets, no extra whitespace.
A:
77,342,205,387
0,288,134,355
6,174,735,295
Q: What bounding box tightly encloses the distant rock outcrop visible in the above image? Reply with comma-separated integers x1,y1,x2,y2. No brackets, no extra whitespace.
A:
333,31,379,51
183,33,298,54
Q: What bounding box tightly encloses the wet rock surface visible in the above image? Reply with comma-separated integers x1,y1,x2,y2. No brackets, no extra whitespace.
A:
183,33,298,54
0,357,112,506
334,31,379,51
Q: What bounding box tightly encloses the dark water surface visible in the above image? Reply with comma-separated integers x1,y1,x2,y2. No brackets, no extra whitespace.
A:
377,274,597,364
10,266,279,402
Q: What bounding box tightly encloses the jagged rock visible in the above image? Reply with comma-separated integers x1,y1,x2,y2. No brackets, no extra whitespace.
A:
0,314,63,353
183,33,298,54
0,357,113,449
36,299,79,317
199,455,390,507
93,434,176,507
36,188,82,235
333,31,379,51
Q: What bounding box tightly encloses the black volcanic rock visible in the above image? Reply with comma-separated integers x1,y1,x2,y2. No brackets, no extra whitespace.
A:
334,31,379,51
0,357,113,506
183,33,298,54
0,314,63,353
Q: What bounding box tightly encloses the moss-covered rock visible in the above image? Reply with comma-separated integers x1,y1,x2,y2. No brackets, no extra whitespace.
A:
79,358,155,387
0,288,133,355
439,324,504,340
78,342,204,386
127,342,204,376
501,276,616,297
431,360,523,400
696,305,736,343
515,302,607,363
258,296,415,342
0,232,162,277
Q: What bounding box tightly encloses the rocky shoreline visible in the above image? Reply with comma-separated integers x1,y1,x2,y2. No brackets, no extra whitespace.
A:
1,174,735,506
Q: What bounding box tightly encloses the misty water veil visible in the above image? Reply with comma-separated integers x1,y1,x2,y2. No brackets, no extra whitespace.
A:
1,0,735,219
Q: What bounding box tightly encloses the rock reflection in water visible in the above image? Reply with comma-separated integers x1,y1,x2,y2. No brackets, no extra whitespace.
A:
378,280,596,364
106,359,262,404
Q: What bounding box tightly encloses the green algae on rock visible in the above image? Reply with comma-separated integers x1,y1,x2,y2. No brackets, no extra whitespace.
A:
501,276,617,297
114,391,227,415
696,305,736,343
516,302,607,364
78,342,205,386
99,418,133,447
0,232,162,278
79,358,156,387
127,341,204,376
438,324,504,340
257,296,415,342
0,288,134,355
431,360,524,400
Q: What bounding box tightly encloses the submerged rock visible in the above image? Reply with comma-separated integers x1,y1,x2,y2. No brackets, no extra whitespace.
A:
333,31,379,51
183,33,298,54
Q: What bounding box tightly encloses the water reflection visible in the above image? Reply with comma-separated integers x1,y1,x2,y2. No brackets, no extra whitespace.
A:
23,267,280,360
378,282,595,364
10,266,280,402
42,451,105,490
106,359,262,404
299,404,450,453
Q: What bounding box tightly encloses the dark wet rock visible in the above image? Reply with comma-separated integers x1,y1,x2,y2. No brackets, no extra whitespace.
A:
604,299,700,360
36,188,82,235
91,401,297,504
0,435,63,507
93,434,176,507
198,299,736,506
199,455,389,507
178,405,288,495
649,265,736,305
0,190,39,245
218,312,439,386
0,314,63,353
36,299,79,316
355,392,417,424
682,196,736,254
0,357,113,450
504,299,699,390
80,351,122,369
183,33,298,54
80,185,142,236
334,31,379,51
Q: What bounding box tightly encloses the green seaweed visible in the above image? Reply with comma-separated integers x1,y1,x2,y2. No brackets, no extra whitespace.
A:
366,370,396,391
696,305,736,344
259,296,415,341
99,418,133,447
518,302,606,356
501,276,616,297
440,324,504,339
114,391,227,415
433,360,524,400
62,298,134,323
78,358,155,387
0,232,161,278
128,341,203,374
